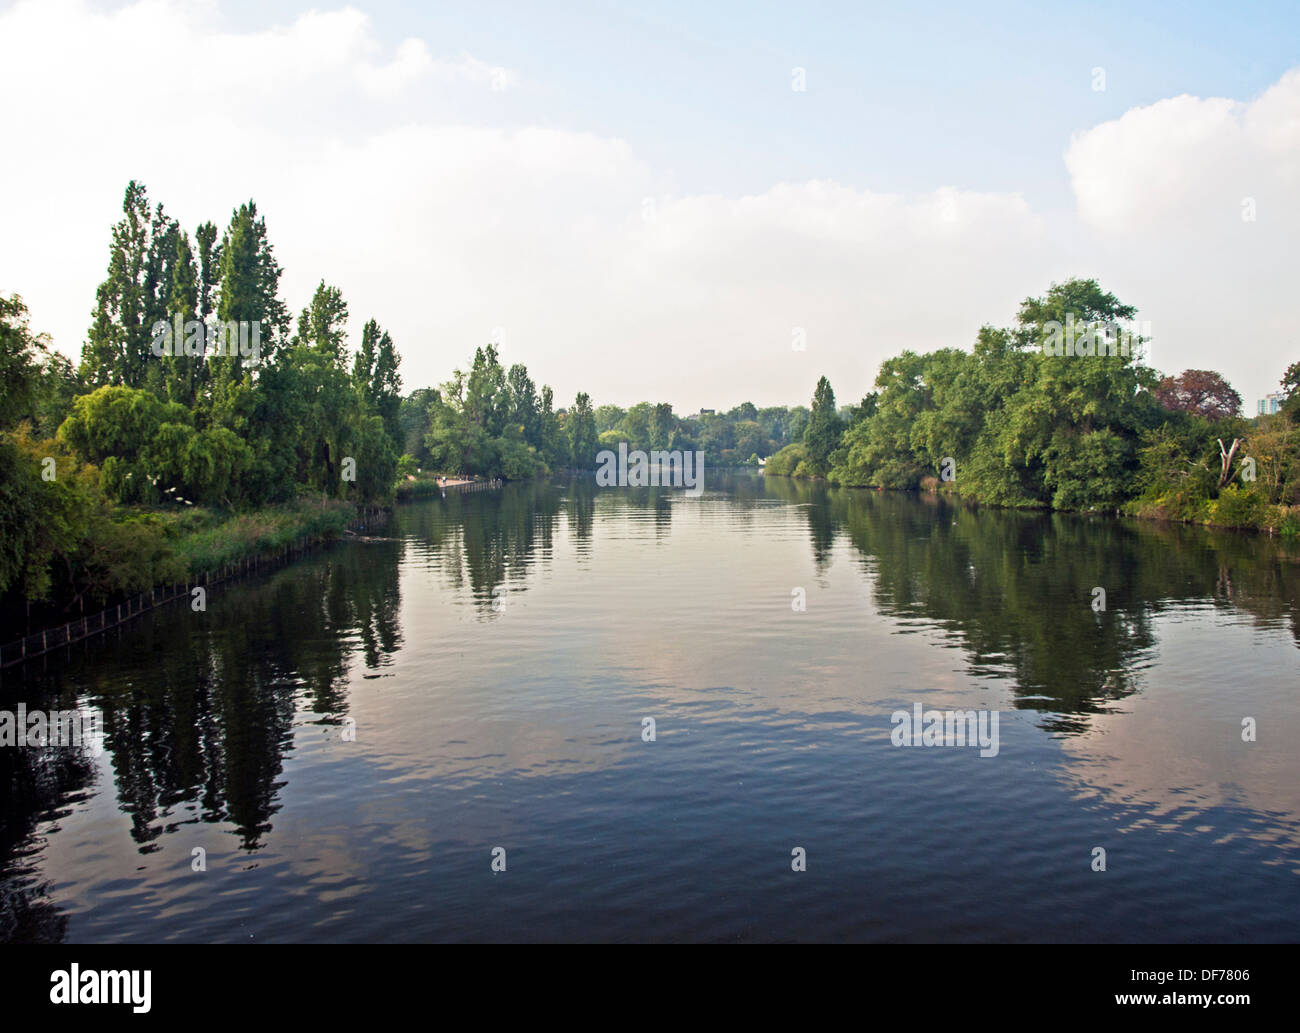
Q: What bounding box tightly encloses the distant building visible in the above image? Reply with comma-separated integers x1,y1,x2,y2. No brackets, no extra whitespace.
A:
1258,392,1286,415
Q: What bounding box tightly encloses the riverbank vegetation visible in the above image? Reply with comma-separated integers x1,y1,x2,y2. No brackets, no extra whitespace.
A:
400,346,810,478
5,187,1297,643
764,279,1299,535
1,180,408,631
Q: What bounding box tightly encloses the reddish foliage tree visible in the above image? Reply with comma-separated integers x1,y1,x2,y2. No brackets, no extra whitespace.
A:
1154,369,1241,420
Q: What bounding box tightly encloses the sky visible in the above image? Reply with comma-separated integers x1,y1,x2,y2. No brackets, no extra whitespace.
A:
0,0,1296,412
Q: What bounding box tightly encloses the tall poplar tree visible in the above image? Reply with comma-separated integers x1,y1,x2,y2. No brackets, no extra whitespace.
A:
568,392,598,468
163,230,200,405
195,220,220,322
211,200,288,405
353,317,402,448
83,181,152,389
803,375,842,476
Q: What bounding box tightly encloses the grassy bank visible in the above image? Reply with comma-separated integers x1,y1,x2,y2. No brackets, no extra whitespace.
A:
395,472,453,500
394,471,515,499
161,497,358,574
1124,492,1300,536
764,461,1300,537
1,497,361,643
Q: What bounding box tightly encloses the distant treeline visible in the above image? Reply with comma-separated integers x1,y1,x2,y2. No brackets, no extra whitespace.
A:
764,279,1300,534
398,346,812,479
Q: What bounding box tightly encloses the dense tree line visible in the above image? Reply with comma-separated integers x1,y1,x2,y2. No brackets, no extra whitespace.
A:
400,356,812,478
1,180,405,613
397,345,573,477
592,400,809,466
69,182,404,506
766,279,1300,534
7,219,1297,630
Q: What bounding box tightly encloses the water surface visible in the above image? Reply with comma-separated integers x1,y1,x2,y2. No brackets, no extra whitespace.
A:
3,472,1299,942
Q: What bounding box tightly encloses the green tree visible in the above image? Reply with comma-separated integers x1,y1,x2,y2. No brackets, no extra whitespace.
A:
1280,360,1300,423
211,200,289,406
31,351,83,439
421,347,548,479
296,281,349,359
195,220,220,322
1,293,48,428
539,384,564,468
82,181,154,389
0,427,103,599
733,419,768,459
285,283,355,494
649,402,675,450
568,392,598,468
786,406,809,443
594,404,626,434
834,352,930,487
161,229,201,405
621,402,653,450
506,363,540,448
399,388,436,464
353,318,403,448
999,279,1158,508
802,376,843,476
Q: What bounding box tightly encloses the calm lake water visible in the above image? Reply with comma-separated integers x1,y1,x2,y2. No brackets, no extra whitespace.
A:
3,471,1299,942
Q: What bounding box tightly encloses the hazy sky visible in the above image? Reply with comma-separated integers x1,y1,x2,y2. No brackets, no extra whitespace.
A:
1,0,1296,411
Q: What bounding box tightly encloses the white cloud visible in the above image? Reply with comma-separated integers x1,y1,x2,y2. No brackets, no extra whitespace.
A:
1064,70,1300,397
431,53,519,93
1065,74,1300,236
0,0,1295,412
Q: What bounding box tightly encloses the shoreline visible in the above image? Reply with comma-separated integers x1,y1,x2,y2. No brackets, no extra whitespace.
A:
760,471,1300,538
4,475,511,659
0,499,384,669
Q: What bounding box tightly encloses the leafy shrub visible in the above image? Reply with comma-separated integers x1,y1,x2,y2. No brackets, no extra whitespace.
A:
764,443,806,477
1206,485,1269,529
